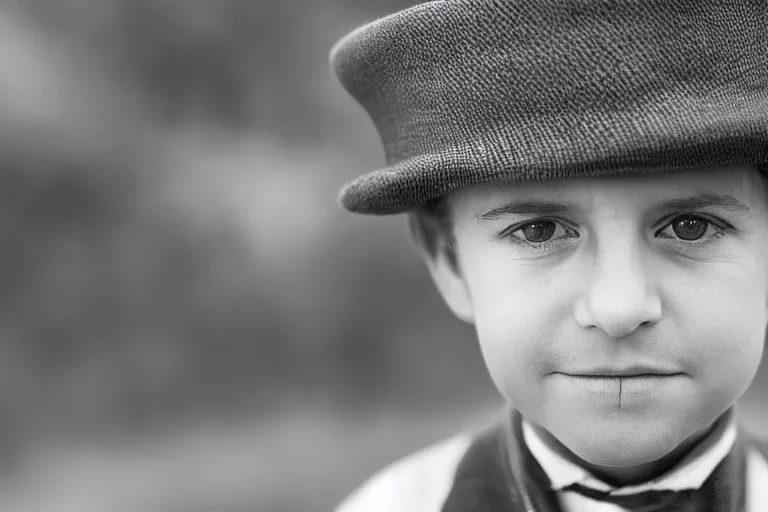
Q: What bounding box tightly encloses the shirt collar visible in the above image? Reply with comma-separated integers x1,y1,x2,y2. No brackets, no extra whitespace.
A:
521,408,737,496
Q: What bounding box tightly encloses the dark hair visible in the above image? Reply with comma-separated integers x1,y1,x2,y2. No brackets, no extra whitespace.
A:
407,197,459,272
759,163,768,179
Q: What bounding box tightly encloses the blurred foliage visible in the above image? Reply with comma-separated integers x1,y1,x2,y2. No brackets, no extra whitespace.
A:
0,0,498,452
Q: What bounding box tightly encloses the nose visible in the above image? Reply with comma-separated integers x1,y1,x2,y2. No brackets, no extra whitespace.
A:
573,238,662,339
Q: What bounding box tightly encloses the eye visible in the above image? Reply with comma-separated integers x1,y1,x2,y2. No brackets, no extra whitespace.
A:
655,214,726,242
502,213,730,252
507,219,573,244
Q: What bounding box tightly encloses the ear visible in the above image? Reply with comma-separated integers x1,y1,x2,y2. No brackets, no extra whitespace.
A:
420,244,475,324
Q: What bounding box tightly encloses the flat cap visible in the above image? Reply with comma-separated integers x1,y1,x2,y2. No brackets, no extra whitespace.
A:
330,0,768,214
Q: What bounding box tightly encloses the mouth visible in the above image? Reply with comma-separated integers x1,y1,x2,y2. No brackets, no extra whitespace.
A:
553,370,688,405
562,367,683,378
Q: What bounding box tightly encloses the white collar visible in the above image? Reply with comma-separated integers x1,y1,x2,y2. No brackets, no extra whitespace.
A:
522,410,737,497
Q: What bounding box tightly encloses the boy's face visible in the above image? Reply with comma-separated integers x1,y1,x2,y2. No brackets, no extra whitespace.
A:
428,164,768,467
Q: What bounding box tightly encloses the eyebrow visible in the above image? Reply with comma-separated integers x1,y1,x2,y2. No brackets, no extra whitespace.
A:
477,192,750,221
657,192,750,213
478,199,577,220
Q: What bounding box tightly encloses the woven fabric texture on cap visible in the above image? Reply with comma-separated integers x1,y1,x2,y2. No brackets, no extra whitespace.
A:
330,0,768,214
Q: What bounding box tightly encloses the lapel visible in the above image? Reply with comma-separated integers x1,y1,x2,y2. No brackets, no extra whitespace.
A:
440,409,562,512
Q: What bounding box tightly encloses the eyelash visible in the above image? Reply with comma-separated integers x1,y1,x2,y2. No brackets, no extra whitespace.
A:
500,213,731,253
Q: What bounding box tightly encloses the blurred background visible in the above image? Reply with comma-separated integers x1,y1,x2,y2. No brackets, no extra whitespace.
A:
0,1,764,511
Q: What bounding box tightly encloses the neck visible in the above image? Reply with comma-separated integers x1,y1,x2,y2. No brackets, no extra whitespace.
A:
529,415,723,487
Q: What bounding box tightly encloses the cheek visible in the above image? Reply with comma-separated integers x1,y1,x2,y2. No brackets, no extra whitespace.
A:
669,261,767,396
465,256,569,403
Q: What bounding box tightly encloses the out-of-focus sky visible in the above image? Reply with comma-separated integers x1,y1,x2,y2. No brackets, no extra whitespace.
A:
0,1,764,511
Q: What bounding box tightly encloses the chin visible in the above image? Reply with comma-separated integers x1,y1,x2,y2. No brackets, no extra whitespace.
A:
569,435,676,467
552,417,689,467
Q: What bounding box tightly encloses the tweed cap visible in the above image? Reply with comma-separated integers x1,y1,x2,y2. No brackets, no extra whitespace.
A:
330,0,768,214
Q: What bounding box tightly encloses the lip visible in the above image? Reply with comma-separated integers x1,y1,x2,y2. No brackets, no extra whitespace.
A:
562,366,683,377
553,372,687,407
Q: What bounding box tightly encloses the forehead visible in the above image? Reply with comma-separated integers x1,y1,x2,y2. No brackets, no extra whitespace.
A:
446,164,767,218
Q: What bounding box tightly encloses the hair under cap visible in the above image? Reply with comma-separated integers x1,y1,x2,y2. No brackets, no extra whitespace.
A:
330,0,768,215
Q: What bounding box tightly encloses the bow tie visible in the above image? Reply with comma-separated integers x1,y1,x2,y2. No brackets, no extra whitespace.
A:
561,482,697,511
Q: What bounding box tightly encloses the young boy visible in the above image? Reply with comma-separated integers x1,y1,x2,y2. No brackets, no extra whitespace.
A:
329,1,768,510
